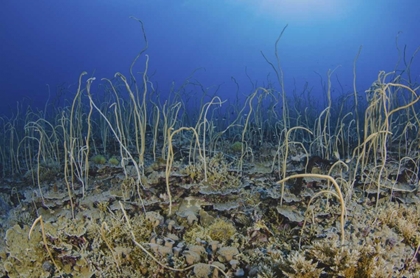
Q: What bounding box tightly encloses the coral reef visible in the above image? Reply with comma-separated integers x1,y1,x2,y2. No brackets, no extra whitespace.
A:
0,22,419,278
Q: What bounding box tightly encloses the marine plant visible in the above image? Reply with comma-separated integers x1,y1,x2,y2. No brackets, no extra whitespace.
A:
208,218,237,242
92,154,106,165
230,141,243,153
108,157,119,166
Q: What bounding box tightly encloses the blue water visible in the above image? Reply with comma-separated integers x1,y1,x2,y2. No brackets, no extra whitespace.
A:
1,0,419,116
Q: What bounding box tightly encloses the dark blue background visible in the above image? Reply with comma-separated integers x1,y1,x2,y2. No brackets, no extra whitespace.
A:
1,0,419,116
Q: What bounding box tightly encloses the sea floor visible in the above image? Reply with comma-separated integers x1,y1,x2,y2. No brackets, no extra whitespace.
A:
0,147,419,277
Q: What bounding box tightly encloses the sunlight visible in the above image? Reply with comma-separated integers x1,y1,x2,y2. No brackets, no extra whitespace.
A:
241,0,351,23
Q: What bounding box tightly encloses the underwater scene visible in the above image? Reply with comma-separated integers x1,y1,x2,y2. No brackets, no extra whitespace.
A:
1,1,420,277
